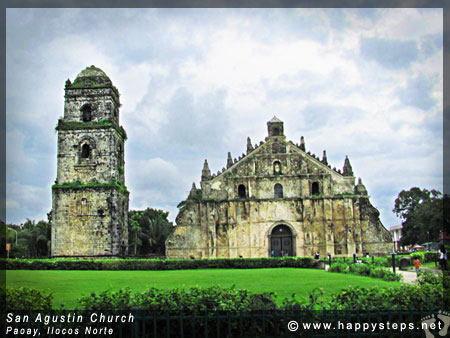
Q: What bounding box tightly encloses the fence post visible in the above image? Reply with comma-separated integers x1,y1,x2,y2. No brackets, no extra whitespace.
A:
132,308,139,338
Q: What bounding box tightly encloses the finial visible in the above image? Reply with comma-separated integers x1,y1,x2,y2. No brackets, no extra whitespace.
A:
227,152,233,168
322,150,328,165
188,182,198,199
300,136,305,151
343,155,354,177
201,159,211,181
355,177,367,195
247,137,254,154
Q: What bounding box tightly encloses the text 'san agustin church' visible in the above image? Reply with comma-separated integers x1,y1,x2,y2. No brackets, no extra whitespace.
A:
51,66,392,258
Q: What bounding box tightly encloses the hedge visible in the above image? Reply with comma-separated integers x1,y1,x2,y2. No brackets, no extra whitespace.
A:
328,262,402,281
5,257,319,271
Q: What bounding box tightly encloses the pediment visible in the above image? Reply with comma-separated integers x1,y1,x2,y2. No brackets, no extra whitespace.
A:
209,137,344,181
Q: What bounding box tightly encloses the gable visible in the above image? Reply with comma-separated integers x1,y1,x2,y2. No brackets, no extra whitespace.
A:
209,137,344,182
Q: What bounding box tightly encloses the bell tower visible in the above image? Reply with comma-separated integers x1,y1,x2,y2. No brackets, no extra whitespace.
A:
266,116,285,138
51,65,129,257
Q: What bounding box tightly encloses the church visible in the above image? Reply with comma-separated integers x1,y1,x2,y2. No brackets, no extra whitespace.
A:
166,117,392,258
50,66,391,259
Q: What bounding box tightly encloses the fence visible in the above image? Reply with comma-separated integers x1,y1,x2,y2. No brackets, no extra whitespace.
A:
4,308,437,338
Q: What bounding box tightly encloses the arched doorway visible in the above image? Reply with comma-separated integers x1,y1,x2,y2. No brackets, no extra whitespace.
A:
269,224,293,257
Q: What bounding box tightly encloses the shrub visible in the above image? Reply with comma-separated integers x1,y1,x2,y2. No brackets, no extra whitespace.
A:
78,286,276,313
382,269,402,282
328,263,349,273
330,262,402,281
416,271,440,286
78,288,134,311
6,287,53,310
328,283,442,311
369,268,385,279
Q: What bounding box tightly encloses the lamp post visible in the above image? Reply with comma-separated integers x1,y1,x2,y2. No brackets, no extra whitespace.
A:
7,227,18,244
391,252,396,274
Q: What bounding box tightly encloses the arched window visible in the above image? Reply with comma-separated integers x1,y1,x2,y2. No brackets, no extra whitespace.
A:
81,144,90,158
274,183,283,198
273,127,279,136
238,184,246,198
312,182,320,195
273,161,282,174
82,105,92,122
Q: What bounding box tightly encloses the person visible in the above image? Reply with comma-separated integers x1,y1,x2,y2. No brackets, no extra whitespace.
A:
271,250,275,257
366,252,370,259
413,256,421,276
439,246,447,270
314,252,320,260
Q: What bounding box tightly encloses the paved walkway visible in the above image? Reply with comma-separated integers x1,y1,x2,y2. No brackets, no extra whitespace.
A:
395,269,417,284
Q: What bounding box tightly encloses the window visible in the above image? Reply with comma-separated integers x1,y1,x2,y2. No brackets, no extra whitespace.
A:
82,105,92,122
312,182,320,195
238,184,246,198
81,144,90,158
274,183,283,198
272,127,279,136
273,161,282,174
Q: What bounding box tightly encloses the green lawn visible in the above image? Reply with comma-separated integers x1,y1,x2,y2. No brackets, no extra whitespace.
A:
7,268,401,309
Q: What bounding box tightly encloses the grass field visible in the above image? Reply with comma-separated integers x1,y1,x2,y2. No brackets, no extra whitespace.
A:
7,268,401,309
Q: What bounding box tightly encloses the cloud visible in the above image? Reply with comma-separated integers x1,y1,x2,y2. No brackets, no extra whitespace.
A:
5,8,443,230
397,75,438,111
360,37,419,69
6,182,51,224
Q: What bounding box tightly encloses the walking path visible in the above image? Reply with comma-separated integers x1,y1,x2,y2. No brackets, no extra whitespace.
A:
395,269,417,284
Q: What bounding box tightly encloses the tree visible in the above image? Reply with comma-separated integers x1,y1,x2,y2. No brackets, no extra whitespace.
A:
393,187,444,246
18,219,51,258
128,208,174,256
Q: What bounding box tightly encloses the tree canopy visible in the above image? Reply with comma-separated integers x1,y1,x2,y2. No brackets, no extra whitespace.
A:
393,187,447,247
128,208,174,256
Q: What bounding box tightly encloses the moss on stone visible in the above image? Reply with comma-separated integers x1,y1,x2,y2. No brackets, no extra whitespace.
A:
55,119,127,140
52,179,129,195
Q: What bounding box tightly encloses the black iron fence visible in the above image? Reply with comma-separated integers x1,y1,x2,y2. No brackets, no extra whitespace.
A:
3,308,438,338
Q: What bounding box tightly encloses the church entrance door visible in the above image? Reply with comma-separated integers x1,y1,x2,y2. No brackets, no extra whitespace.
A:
270,225,293,257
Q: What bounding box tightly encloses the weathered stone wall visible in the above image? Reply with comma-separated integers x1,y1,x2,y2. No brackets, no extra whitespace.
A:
56,129,124,184
64,87,120,123
166,196,390,259
52,187,128,256
166,117,392,259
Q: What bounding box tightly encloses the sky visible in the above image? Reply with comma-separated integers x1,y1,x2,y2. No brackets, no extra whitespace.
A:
5,8,443,230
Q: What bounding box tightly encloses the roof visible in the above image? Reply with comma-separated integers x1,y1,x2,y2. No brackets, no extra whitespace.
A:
269,116,283,123
75,65,110,80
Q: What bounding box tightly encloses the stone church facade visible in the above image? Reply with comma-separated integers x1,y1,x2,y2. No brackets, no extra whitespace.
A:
51,66,129,257
166,117,392,258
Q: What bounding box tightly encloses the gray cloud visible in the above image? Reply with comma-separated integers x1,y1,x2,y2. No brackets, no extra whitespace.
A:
5,8,443,229
360,37,419,69
397,75,437,111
